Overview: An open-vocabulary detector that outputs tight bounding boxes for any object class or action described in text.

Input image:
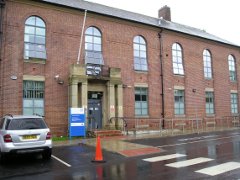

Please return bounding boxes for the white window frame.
[23,81,44,116]
[228,55,236,81]
[135,87,148,116]
[133,36,148,71]
[24,16,46,60]
[231,93,238,114]
[174,89,185,115]
[203,49,212,79]
[205,91,214,115]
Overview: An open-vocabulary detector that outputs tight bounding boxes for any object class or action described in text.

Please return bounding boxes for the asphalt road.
[1,129,240,179]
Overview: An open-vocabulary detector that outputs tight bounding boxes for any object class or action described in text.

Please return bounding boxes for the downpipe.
[158,29,165,129]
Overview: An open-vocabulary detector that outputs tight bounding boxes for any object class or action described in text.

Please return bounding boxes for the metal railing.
[121,115,240,136]
[86,116,98,131]
[108,117,127,132]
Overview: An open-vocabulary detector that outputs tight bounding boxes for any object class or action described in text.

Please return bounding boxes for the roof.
[41,0,239,47]
[4,115,43,119]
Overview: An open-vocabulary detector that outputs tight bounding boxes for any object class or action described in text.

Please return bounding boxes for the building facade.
[0,0,240,135]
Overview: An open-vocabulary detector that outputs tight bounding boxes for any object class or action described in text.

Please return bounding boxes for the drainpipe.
[158,29,165,129]
[0,0,5,61]
[0,0,5,116]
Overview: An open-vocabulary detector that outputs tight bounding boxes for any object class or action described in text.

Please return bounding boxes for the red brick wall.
[162,31,240,118]
[1,0,239,135]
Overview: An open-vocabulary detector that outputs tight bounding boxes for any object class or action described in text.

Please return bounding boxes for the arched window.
[24,16,46,59]
[133,36,148,71]
[85,26,103,65]
[172,43,184,75]
[228,55,236,81]
[203,49,212,79]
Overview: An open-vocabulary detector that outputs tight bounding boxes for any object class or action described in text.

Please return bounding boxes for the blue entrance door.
[88,93,102,129]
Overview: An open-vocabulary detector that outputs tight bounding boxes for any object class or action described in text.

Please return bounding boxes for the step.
[94,130,123,137]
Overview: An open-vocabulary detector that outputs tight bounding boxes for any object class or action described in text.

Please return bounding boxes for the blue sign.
[69,108,85,137]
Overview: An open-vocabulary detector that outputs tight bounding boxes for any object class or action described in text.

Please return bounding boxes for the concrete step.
[94,130,123,137]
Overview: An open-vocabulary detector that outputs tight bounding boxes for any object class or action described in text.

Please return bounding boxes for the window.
[24,16,46,59]
[228,55,236,81]
[133,36,148,71]
[203,49,212,79]
[135,87,148,116]
[231,93,238,114]
[174,89,185,115]
[7,118,47,130]
[85,27,103,65]
[206,92,214,114]
[172,43,184,75]
[23,81,44,116]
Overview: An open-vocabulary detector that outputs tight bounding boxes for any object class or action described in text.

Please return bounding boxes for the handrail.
[123,117,163,130]
[86,116,97,130]
[108,117,127,131]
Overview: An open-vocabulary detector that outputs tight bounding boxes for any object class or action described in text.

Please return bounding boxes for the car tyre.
[42,149,52,160]
[0,152,6,163]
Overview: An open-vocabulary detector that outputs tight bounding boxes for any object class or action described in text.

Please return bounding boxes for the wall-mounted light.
[10,75,17,80]
[54,74,64,85]
[123,84,132,88]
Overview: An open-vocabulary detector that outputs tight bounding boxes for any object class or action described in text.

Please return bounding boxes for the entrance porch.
[68,64,123,130]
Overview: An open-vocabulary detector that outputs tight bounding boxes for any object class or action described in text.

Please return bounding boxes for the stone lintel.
[110,67,121,78]
[70,64,86,76]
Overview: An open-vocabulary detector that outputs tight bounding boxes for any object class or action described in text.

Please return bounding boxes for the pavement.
[53,132,165,157]
[53,128,240,157]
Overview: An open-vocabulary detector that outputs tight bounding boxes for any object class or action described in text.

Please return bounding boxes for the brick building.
[0,0,239,136]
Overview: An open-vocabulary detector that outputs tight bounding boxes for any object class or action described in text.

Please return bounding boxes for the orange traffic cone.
[92,136,106,163]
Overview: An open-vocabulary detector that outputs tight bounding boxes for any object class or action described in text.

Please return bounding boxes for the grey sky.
[86,0,240,45]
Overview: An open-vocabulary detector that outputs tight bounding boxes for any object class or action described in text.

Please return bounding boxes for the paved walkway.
[53,133,164,157]
[53,128,239,157]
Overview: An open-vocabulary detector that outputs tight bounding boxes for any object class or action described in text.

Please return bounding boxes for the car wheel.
[0,152,6,163]
[42,149,52,160]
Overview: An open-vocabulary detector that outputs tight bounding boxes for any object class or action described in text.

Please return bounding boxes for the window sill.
[174,114,186,118]
[173,74,185,77]
[204,78,213,81]
[206,114,215,117]
[24,58,46,64]
[135,115,149,118]
[134,70,148,74]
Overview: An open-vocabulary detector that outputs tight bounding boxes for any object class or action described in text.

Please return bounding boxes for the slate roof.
[41,0,239,47]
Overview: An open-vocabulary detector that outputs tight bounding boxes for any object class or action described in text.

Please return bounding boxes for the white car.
[0,114,52,162]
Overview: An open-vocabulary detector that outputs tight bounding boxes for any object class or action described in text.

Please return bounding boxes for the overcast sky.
[86,0,240,46]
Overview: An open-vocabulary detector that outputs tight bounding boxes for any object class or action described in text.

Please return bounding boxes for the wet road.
[1,129,240,179]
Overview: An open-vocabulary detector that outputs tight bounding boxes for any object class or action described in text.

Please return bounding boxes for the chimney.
[158,5,171,21]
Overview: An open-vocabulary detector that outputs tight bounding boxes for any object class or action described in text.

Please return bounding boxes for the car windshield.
[6,118,47,130]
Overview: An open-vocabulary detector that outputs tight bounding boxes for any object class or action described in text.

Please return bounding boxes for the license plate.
[22,135,37,140]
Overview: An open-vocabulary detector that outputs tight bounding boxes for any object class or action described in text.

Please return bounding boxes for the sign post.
[69,108,86,139]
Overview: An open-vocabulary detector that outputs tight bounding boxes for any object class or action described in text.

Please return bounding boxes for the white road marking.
[166,157,213,168]
[195,162,240,176]
[51,155,72,167]
[178,135,218,142]
[143,153,186,162]
[157,134,240,148]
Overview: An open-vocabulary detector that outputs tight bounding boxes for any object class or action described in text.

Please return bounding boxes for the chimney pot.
[158,5,171,21]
